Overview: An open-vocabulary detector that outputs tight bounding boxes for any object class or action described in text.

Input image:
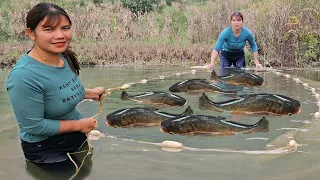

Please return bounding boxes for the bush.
[120,0,165,17]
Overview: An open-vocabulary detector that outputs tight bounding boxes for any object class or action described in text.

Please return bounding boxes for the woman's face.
[29,15,72,54]
[230,16,243,30]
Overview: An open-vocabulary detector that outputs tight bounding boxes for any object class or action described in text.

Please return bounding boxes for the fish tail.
[253,117,269,132]
[181,106,193,116]
[121,91,130,100]
[210,70,220,81]
[199,93,212,109]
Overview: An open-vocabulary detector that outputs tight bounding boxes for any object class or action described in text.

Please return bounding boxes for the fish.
[199,93,301,116]
[168,79,237,94]
[105,106,193,128]
[210,69,264,86]
[121,91,187,106]
[160,115,269,135]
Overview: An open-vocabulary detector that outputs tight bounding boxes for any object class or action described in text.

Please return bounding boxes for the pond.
[0,66,319,180]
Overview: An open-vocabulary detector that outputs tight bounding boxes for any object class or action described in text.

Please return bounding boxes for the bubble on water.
[314,112,320,118]
[159,75,165,79]
[175,73,181,76]
[284,74,290,78]
[191,69,196,74]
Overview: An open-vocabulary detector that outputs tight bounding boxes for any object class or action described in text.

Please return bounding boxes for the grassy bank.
[0,0,319,68]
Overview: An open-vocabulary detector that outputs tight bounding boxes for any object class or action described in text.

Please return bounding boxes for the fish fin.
[181,106,193,116]
[255,117,269,131]
[210,70,221,81]
[244,117,269,134]
[198,93,212,109]
[121,91,130,100]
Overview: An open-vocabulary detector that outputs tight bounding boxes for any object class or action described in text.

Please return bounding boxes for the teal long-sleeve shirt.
[6,53,85,143]
[213,26,258,52]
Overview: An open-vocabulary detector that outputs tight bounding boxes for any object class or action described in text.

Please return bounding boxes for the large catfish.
[160,115,269,135]
[121,91,186,106]
[106,106,193,128]
[210,69,264,86]
[199,93,301,116]
[169,79,237,94]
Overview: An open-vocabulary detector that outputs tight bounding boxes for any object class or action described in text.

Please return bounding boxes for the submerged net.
[68,66,320,179]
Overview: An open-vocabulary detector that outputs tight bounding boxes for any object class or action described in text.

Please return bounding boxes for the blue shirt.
[6,53,85,143]
[214,26,258,52]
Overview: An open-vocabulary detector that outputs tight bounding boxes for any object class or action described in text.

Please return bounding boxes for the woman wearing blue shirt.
[6,3,106,164]
[208,12,262,70]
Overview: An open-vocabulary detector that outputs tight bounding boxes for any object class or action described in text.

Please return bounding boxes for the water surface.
[0,66,319,180]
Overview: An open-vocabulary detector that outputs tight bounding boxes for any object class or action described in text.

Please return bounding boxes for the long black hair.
[26,3,80,75]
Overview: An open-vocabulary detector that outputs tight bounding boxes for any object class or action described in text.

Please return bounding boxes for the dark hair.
[26,3,80,75]
[230,12,244,21]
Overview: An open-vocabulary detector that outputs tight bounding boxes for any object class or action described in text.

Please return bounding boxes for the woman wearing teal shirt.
[208,12,262,71]
[6,3,106,164]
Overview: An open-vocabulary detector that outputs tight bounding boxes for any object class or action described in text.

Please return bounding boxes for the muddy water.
[0,66,319,180]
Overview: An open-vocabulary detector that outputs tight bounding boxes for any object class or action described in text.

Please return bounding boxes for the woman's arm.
[209,49,219,69]
[247,31,261,67]
[209,28,228,68]
[58,118,96,134]
[253,52,260,67]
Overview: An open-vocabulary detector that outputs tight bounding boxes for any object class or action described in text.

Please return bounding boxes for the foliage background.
[0,0,319,67]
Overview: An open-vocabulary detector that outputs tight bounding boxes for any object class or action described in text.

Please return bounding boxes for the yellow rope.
[67,84,130,180]
[68,91,106,180]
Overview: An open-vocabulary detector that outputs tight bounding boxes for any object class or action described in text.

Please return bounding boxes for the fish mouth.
[105,119,113,127]
[160,126,175,134]
[293,107,301,115]
[257,82,264,86]
[160,126,168,133]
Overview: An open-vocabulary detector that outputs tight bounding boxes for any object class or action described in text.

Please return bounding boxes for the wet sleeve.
[247,31,258,52]
[6,68,60,136]
[213,29,227,51]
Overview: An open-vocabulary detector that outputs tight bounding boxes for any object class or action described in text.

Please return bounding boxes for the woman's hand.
[85,87,106,101]
[208,63,215,69]
[255,63,262,69]
[253,52,261,69]
[77,118,97,133]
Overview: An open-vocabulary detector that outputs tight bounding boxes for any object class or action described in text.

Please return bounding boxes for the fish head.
[105,108,133,127]
[250,75,264,86]
[105,113,125,127]
[282,99,301,115]
[160,116,192,134]
[166,93,186,106]
[267,95,301,115]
